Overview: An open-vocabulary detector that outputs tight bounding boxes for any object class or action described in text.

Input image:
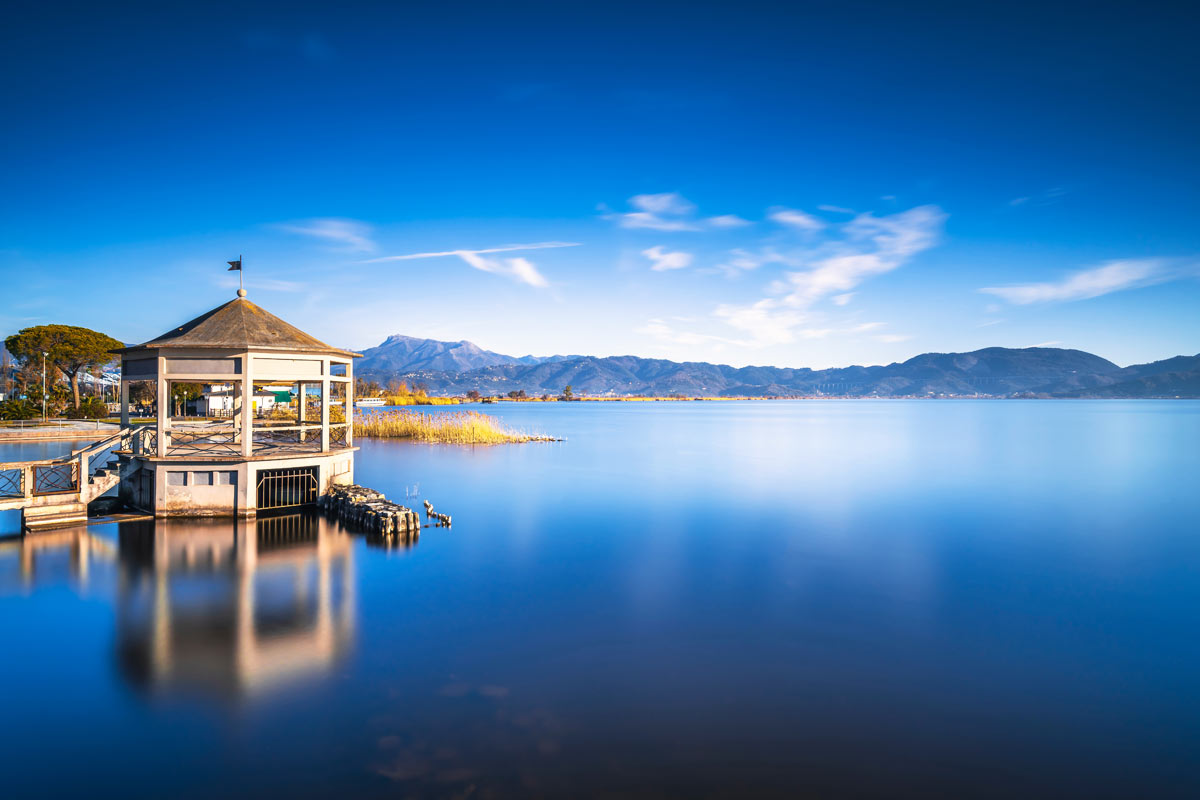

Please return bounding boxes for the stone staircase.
[88,458,123,497]
[19,457,123,531]
[0,428,138,533]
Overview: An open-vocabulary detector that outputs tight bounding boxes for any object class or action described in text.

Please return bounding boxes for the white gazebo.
[112,289,359,517]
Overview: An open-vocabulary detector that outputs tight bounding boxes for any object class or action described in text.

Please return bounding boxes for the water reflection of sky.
[1,401,1199,797]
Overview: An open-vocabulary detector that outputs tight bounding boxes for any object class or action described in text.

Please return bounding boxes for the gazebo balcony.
[130,420,352,458]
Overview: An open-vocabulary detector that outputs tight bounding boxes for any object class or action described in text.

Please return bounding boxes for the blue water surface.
[1,401,1197,798]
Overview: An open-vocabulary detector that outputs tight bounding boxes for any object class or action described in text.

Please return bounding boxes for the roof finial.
[237,288,247,298]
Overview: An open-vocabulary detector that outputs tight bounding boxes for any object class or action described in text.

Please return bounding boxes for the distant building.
[190,384,285,416]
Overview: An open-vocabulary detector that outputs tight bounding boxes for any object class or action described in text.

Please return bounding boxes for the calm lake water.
[2,401,1198,798]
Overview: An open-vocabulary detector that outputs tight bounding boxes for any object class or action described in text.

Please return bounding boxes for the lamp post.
[41,351,48,422]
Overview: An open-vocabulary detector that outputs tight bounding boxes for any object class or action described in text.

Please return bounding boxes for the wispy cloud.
[1025,340,1063,348]
[636,318,742,347]
[712,300,808,346]
[1008,187,1068,208]
[706,214,753,228]
[980,259,1164,304]
[610,193,700,231]
[711,205,945,346]
[363,241,579,288]
[606,193,749,232]
[713,248,786,276]
[634,204,943,348]
[779,205,944,308]
[366,242,577,262]
[768,207,825,232]
[642,246,693,271]
[279,218,376,252]
[460,252,549,287]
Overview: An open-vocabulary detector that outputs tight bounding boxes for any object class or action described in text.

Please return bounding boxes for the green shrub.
[64,397,108,419]
[0,398,38,420]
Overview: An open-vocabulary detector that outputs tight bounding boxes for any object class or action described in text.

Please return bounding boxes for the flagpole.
[240,254,244,294]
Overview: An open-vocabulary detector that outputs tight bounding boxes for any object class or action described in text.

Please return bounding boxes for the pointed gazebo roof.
[114,295,359,358]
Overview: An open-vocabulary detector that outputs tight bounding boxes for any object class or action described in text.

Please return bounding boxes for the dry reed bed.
[353,409,558,444]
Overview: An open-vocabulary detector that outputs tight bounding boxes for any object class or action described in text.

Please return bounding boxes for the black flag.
[227,259,242,271]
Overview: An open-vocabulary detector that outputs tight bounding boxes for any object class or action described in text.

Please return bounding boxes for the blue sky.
[2,0,1197,368]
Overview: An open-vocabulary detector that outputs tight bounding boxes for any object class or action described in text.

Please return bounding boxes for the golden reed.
[353,409,557,444]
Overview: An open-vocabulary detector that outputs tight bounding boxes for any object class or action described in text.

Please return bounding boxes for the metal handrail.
[69,427,134,459]
[0,426,137,504]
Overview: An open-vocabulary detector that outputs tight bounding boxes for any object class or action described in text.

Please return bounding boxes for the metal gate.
[256,466,319,511]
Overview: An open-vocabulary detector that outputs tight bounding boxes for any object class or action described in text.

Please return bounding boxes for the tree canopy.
[5,324,123,409]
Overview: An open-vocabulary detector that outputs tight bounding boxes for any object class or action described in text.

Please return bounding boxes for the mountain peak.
[360,334,563,374]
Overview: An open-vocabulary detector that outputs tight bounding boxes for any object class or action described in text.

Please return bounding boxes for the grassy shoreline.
[354,409,559,444]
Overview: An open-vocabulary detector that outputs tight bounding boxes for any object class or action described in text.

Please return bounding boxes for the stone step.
[23,502,89,532]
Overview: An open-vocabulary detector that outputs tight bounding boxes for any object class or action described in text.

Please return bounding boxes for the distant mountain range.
[355,335,1200,398]
[358,334,577,373]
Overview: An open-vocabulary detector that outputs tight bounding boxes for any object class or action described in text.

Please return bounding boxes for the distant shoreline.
[406,394,1199,403]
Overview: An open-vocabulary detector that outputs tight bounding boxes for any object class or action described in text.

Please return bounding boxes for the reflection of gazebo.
[0,528,116,590]
[112,289,359,517]
[115,515,355,698]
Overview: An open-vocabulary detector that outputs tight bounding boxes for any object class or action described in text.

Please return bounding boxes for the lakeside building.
[188,384,292,416]
[111,289,360,518]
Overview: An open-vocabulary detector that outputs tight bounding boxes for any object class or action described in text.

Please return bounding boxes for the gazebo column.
[156,357,168,455]
[241,356,254,458]
[320,363,331,453]
[298,381,307,442]
[120,379,130,428]
[345,359,354,447]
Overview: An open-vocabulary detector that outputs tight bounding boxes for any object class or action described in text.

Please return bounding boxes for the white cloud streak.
[711,205,945,346]
[779,205,944,308]
[365,241,578,262]
[459,252,549,288]
[768,207,825,232]
[607,193,751,231]
[706,214,753,228]
[979,259,1163,305]
[612,193,700,230]
[636,318,743,347]
[642,246,693,271]
[714,248,785,275]
[279,218,377,252]
[364,241,579,288]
